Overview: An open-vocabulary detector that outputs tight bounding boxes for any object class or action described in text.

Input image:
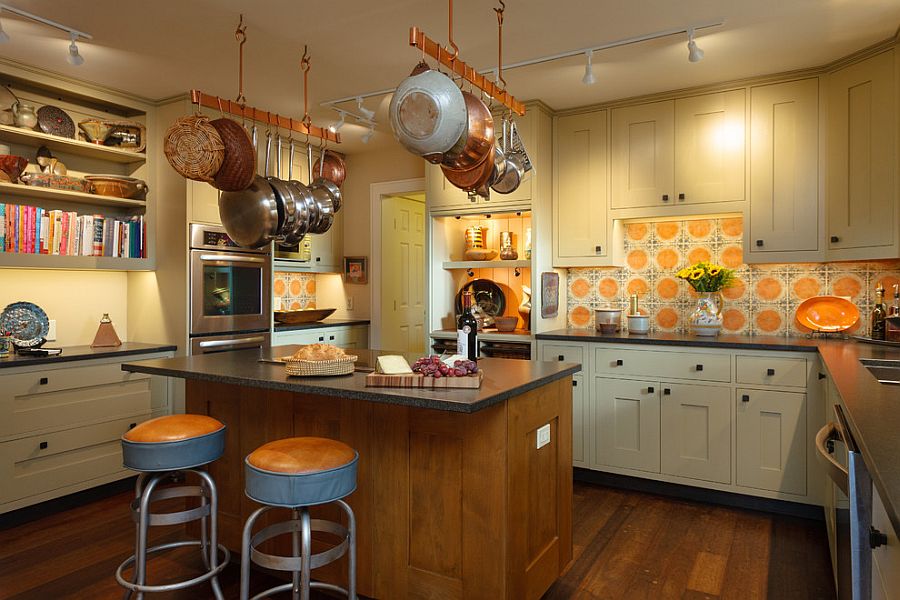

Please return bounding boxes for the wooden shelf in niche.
[0,124,146,164]
[0,182,146,210]
[0,254,150,271]
[443,259,531,269]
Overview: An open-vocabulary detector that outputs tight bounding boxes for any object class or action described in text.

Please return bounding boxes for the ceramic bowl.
[85,175,148,199]
[627,315,650,335]
[78,119,114,145]
[494,316,518,332]
[595,308,623,332]
[0,155,28,183]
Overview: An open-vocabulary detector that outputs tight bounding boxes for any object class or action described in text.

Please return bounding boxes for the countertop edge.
[0,343,178,369]
[534,332,820,352]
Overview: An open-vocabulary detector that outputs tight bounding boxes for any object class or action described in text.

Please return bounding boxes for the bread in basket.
[283,343,358,376]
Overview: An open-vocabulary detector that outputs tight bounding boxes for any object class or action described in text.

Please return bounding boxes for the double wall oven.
[189,223,271,354]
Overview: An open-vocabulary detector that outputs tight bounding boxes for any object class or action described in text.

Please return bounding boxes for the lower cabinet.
[736,388,807,496]
[595,378,660,473]
[273,324,369,349]
[572,374,586,467]
[660,383,732,485]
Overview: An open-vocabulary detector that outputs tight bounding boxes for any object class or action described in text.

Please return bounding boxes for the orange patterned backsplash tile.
[274,272,317,310]
[567,217,900,336]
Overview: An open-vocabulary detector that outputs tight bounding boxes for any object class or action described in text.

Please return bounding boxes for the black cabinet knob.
[315,257,321,262]
[831,235,840,243]
[871,527,889,549]
[558,355,565,361]
[615,359,623,366]
[756,239,764,247]
[318,336,325,342]
[595,245,603,254]
[39,377,48,385]
[663,388,671,395]
[39,441,48,450]
[572,380,578,387]
[766,368,776,376]
[695,364,704,371]
[742,394,750,402]
[818,373,827,380]
[662,194,669,202]
[329,335,335,340]
[647,386,655,393]
[678,193,685,201]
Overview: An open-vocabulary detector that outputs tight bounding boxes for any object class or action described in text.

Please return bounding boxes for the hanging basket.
[163,115,225,183]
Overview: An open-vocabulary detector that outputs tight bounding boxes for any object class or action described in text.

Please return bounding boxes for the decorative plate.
[795,295,860,332]
[0,301,49,347]
[455,279,506,317]
[36,105,76,138]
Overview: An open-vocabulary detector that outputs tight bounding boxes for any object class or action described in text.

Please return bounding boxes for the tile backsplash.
[274,272,317,310]
[566,217,900,336]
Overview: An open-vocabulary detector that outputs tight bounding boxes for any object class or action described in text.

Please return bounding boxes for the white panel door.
[595,377,660,473]
[381,195,426,353]
[660,382,732,484]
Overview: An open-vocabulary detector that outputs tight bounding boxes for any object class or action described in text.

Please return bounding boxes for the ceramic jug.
[11,101,37,129]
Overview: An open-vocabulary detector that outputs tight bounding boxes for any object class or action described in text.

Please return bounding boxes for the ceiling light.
[67,33,83,66]
[0,18,9,43]
[362,126,375,144]
[687,28,704,63]
[581,50,596,85]
[329,111,345,133]
[356,97,375,120]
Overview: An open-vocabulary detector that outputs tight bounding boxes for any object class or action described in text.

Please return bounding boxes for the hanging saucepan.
[439,91,494,171]
[305,143,334,235]
[267,134,296,242]
[389,64,468,162]
[218,131,282,249]
[313,148,342,213]
[280,138,312,248]
[442,143,505,198]
[492,120,532,194]
[313,150,346,188]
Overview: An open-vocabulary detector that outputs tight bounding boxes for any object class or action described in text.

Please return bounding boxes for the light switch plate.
[536,423,551,449]
[46,319,57,341]
[346,296,354,310]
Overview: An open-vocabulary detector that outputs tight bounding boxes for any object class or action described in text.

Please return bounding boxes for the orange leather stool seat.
[124,414,225,443]
[121,414,226,472]
[247,437,356,474]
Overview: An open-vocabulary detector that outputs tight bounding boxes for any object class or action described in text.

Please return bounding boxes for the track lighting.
[356,96,375,120]
[581,50,596,85]
[329,110,345,133]
[67,32,83,66]
[0,18,8,43]
[361,126,375,144]
[0,4,91,63]
[687,28,704,63]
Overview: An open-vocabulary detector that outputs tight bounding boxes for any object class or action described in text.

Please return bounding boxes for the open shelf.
[0,124,146,164]
[0,253,151,271]
[443,259,531,269]
[430,328,533,342]
[0,181,146,210]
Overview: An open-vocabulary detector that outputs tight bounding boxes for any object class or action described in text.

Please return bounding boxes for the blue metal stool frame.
[115,469,230,600]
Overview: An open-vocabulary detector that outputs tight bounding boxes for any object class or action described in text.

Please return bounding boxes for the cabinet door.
[572,374,587,467]
[555,111,609,260]
[872,488,900,600]
[425,163,472,211]
[660,383,731,484]
[736,388,807,495]
[748,79,820,255]
[827,49,896,251]
[594,378,660,473]
[188,180,221,225]
[611,101,674,209]
[309,210,343,272]
[675,90,745,205]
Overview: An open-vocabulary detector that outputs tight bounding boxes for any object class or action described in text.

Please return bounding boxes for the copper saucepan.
[436,91,494,171]
[441,144,505,196]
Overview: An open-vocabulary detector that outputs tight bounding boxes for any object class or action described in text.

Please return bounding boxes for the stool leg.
[300,508,312,600]
[241,506,268,600]
[122,473,149,600]
[336,499,357,600]
[195,470,225,600]
[292,509,301,600]
[134,474,164,600]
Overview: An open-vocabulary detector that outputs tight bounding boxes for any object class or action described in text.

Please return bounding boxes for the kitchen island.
[122,348,580,600]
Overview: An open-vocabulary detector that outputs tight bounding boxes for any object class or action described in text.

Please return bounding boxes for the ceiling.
[0,0,898,153]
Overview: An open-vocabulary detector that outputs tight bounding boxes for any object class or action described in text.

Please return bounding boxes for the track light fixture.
[0,18,9,43]
[329,110,346,133]
[67,32,84,66]
[0,4,91,64]
[356,96,375,120]
[581,50,596,85]
[687,28,704,63]
[361,126,375,144]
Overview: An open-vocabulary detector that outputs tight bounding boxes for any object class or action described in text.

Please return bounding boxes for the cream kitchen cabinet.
[610,90,745,214]
[553,110,616,266]
[660,383,732,485]
[571,374,587,467]
[594,377,661,473]
[872,485,900,600]
[309,209,343,272]
[746,78,821,261]
[272,324,369,349]
[826,49,897,259]
[188,180,221,225]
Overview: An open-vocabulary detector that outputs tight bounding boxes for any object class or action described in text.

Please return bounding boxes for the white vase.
[518,285,532,331]
[690,292,723,337]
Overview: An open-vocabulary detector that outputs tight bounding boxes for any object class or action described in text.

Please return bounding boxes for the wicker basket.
[284,355,358,377]
[210,118,256,191]
[163,115,225,183]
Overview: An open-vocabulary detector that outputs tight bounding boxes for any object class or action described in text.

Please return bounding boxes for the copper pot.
[430,92,494,170]
[441,144,505,196]
[313,150,346,187]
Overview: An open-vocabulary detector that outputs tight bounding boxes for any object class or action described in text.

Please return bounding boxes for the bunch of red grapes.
[412,355,478,378]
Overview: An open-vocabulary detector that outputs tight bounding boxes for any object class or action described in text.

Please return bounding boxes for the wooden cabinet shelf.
[442,259,531,269]
[0,124,146,164]
[0,181,146,210]
[0,253,150,271]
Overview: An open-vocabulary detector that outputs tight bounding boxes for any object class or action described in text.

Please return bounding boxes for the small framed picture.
[344,256,368,284]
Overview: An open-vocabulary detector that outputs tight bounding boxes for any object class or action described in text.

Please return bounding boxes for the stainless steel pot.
[389,67,467,159]
[491,119,526,194]
[218,131,281,249]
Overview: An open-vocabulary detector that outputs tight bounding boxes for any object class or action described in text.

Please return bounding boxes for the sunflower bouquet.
[675,261,735,293]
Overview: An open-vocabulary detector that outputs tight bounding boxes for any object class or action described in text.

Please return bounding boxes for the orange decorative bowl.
[795,295,860,332]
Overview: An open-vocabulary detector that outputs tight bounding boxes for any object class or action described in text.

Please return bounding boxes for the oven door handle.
[815,421,849,495]
[198,336,267,349]
[199,254,267,263]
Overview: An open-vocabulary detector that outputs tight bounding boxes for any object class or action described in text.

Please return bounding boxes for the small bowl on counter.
[627,315,650,335]
[595,308,623,334]
[493,316,518,332]
[273,308,337,324]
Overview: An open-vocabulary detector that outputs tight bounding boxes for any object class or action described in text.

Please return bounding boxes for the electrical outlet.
[46,319,57,341]
[536,424,551,449]
[346,296,354,311]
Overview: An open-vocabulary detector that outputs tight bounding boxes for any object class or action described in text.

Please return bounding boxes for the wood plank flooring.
[0,480,835,599]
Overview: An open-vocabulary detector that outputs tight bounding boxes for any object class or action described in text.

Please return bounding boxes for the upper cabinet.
[826,49,897,259]
[610,90,745,215]
[745,78,821,262]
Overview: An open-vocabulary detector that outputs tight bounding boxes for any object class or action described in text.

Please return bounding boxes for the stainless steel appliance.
[189,224,271,352]
[274,237,312,263]
[190,331,271,355]
[816,405,889,599]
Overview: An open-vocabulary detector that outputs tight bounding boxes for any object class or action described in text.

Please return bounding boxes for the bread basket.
[284,355,358,377]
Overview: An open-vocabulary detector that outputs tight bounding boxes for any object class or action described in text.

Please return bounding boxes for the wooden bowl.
[85,175,148,199]
[0,155,28,183]
[273,308,337,324]
[494,316,518,332]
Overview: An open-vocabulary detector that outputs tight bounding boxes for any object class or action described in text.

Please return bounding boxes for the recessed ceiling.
[0,0,897,153]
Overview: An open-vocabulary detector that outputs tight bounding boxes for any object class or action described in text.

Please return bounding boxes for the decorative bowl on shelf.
[273,308,337,324]
[0,155,28,183]
[19,172,90,192]
[104,120,146,152]
[85,175,148,199]
[463,248,497,261]
[78,119,114,145]
[493,316,518,332]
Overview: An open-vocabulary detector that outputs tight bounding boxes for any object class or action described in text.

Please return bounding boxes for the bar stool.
[115,414,230,600]
[240,437,358,600]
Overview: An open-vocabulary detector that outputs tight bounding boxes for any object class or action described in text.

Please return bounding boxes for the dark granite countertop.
[536,328,900,534]
[122,346,580,414]
[0,342,177,369]
[273,319,371,332]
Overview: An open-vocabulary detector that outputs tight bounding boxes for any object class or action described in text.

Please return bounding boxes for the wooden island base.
[186,376,573,600]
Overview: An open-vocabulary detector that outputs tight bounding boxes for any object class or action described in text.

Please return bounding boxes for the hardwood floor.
[0,480,835,599]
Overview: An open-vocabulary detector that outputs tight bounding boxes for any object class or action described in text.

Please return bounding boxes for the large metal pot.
[442,144,505,197]
[218,132,281,248]
[389,67,467,160]
[439,91,494,171]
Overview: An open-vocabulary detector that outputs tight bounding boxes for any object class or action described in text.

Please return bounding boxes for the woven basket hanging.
[163,115,225,183]
[209,117,256,191]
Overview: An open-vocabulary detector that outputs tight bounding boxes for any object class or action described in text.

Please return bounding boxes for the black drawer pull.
[871,527,888,549]
[766,368,776,376]
[818,373,827,380]
[678,193,685,201]
[315,257,321,262]
[318,336,325,342]
[329,335,335,340]
[742,394,750,403]
[662,194,669,202]
[695,364,703,371]
[572,380,578,387]
[558,355,565,361]
[615,359,623,366]
[39,441,48,450]
[647,386,655,393]
[595,245,602,254]
[756,239,764,247]
[663,388,671,395]
[39,377,48,385]
[830,235,840,243]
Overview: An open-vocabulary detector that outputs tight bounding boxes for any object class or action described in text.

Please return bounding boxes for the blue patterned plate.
[0,301,49,347]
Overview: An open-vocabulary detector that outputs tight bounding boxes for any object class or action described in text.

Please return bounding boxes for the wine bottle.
[872,285,887,341]
[457,291,478,360]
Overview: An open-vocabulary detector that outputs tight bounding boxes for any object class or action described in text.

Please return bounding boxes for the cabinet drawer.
[1,364,155,438]
[0,414,150,504]
[594,347,731,382]
[540,343,584,366]
[736,355,807,388]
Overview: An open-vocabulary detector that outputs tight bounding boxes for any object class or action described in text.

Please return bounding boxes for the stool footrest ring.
[249,517,350,572]
[115,540,230,593]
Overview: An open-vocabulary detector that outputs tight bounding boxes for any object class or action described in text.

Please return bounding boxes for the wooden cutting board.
[365,370,484,389]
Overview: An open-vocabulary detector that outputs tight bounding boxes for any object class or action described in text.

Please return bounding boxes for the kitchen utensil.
[90,313,122,348]
[442,143,505,197]
[0,155,28,183]
[37,105,75,138]
[267,134,295,242]
[389,66,468,160]
[455,279,506,320]
[312,150,346,187]
[11,101,37,129]
[273,308,337,324]
[84,175,148,199]
[493,316,518,332]
[20,172,90,192]
[163,114,225,182]
[0,301,49,348]
[282,139,313,247]
[308,182,335,234]
[796,295,860,332]
[218,131,281,249]
[627,315,650,335]
[209,117,256,191]
[595,308,623,333]
[491,119,528,194]
[439,91,494,171]
[78,119,113,145]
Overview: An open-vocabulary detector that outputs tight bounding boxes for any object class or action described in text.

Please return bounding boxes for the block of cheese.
[376,355,413,374]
